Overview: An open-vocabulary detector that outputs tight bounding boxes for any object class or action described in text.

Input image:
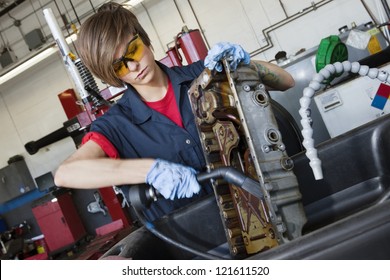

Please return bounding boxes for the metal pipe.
[197,167,264,199]
[360,0,390,44]
[250,0,333,57]
[360,0,380,27]
[381,0,390,20]
[43,7,88,100]
[279,0,288,18]
[88,0,96,13]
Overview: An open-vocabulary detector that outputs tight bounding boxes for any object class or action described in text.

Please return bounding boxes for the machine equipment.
[101,59,390,260]
[186,61,306,257]
[270,22,389,145]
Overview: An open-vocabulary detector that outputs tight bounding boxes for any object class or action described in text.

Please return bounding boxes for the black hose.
[132,208,228,260]
[127,166,263,259]
[197,167,264,199]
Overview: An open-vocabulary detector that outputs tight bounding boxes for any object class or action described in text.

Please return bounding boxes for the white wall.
[0,0,388,178]
[0,51,77,177]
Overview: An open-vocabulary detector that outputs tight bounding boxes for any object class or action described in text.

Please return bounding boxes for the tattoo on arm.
[252,61,280,88]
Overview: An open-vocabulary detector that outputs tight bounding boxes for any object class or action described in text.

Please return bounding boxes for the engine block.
[188,61,307,258]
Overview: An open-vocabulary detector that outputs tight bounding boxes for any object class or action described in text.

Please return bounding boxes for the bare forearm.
[54,158,155,189]
[251,60,295,91]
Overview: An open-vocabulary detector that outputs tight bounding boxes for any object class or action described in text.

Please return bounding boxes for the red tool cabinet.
[32,190,86,253]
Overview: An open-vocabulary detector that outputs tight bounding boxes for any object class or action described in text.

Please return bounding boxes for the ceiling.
[0,0,109,75]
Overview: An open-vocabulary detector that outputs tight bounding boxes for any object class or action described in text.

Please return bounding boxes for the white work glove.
[145,159,201,200]
[204,42,250,72]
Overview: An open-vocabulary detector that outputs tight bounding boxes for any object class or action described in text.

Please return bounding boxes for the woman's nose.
[126,60,139,72]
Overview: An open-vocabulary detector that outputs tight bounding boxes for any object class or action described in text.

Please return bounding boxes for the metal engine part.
[188,61,307,258]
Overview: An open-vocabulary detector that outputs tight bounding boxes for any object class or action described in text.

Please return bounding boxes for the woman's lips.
[136,66,148,80]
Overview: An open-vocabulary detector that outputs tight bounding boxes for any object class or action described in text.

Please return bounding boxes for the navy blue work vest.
[90,61,211,220]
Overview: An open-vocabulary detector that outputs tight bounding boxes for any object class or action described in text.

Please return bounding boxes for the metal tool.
[128,166,263,209]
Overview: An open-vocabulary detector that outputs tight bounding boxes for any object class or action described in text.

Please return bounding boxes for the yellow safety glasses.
[112,34,144,77]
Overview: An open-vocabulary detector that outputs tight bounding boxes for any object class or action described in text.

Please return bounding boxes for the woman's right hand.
[145,159,201,200]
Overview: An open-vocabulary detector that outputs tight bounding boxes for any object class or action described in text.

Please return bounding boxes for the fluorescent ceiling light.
[0,47,56,84]
[0,33,78,85]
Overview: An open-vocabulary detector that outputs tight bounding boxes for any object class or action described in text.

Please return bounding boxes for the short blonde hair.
[77,2,151,87]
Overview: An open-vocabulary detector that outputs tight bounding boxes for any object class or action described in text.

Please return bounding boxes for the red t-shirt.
[82,79,183,157]
[144,79,183,128]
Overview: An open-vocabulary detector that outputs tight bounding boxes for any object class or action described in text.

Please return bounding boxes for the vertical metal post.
[43,8,89,101]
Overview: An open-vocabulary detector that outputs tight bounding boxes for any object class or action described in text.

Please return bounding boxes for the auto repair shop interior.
[0,0,390,261]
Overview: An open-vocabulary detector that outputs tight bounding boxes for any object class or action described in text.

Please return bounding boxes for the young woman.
[54,2,295,220]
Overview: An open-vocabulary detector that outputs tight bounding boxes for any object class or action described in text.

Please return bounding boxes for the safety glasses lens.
[112,61,127,77]
[124,35,144,61]
[112,35,144,77]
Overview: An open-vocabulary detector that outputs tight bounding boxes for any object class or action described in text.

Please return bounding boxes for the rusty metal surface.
[188,61,306,258]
